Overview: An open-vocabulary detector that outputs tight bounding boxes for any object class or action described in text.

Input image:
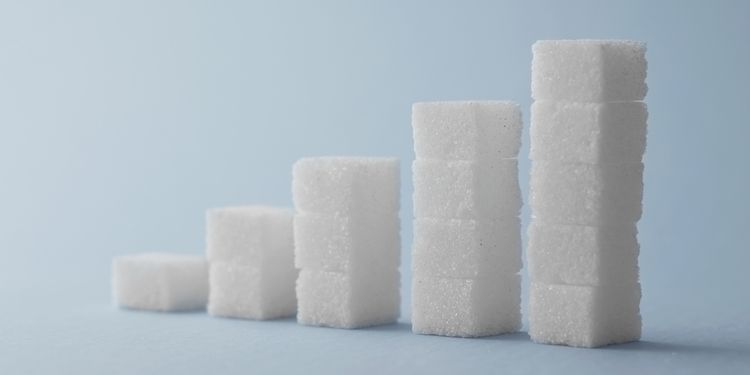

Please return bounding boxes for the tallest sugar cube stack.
[293,157,401,328]
[528,40,648,348]
[411,101,523,337]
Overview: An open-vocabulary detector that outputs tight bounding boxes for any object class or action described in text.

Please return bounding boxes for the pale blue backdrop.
[1,0,748,373]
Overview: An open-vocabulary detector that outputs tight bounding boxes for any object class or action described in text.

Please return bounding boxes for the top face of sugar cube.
[293,157,400,215]
[412,101,522,160]
[532,40,647,102]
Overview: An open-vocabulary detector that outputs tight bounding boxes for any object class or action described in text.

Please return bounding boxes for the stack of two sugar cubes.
[293,157,401,328]
[528,40,648,347]
[411,101,524,337]
[206,206,297,320]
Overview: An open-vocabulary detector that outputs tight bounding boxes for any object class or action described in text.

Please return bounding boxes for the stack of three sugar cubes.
[293,157,401,328]
[528,40,648,347]
[411,101,524,337]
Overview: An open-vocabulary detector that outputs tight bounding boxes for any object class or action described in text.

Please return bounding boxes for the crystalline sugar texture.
[206,206,294,265]
[294,212,400,272]
[529,282,642,348]
[208,262,297,320]
[527,222,639,286]
[530,161,643,226]
[412,217,521,277]
[412,101,522,160]
[530,101,648,164]
[412,274,521,337]
[296,269,400,328]
[112,253,208,312]
[413,159,521,219]
[531,39,647,102]
[292,157,400,215]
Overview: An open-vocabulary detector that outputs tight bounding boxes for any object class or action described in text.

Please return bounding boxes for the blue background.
[1,0,748,373]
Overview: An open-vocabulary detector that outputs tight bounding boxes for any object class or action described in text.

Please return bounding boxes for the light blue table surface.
[1,1,748,373]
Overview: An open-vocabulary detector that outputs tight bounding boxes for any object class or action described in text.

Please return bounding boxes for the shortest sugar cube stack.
[411,101,523,337]
[112,253,208,312]
[529,40,647,347]
[206,206,297,320]
[293,157,401,328]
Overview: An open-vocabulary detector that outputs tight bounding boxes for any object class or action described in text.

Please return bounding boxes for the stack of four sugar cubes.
[528,40,648,347]
[411,101,524,337]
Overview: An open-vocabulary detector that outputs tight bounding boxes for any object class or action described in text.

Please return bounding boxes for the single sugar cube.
[530,101,648,164]
[412,274,521,337]
[530,161,643,226]
[112,253,208,312]
[293,157,400,216]
[206,206,293,265]
[208,262,297,320]
[296,269,400,328]
[531,39,647,102]
[529,282,642,348]
[412,217,521,278]
[412,101,523,160]
[294,212,400,272]
[527,222,639,286]
[413,159,521,220]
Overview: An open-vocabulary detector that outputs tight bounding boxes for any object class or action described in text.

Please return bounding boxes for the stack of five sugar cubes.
[410,101,524,337]
[528,40,648,347]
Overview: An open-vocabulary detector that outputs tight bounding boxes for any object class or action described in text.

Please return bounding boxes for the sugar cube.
[527,222,639,286]
[412,217,521,277]
[529,282,642,348]
[413,159,521,219]
[530,161,643,226]
[208,262,297,320]
[412,274,521,337]
[112,253,208,312]
[530,101,648,164]
[412,101,523,160]
[296,269,400,328]
[206,206,293,265]
[531,40,647,102]
[294,212,400,272]
[292,157,400,216]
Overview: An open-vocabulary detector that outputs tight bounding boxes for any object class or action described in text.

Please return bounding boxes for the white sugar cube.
[112,253,208,312]
[532,40,647,102]
[530,161,643,226]
[412,101,523,160]
[412,217,521,277]
[527,222,639,286]
[206,206,293,265]
[292,157,400,216]
[413,159,521,219]
[296,269,400,328]
[294,213,400,272]
[529,282,642,348]
[412,274,521,337]
[208,262,297,320]
[530,101,648,164]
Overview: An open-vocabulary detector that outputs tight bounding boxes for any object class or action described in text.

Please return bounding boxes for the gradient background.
[1,0,748,373]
